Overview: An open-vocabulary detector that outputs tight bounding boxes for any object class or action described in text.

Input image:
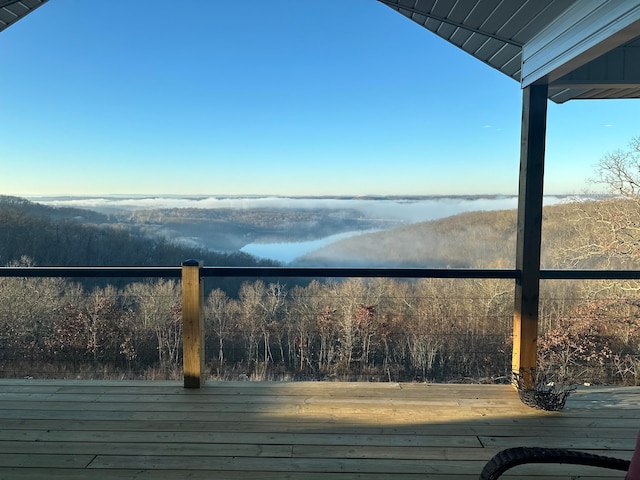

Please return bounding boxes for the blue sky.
[1,0,638,196]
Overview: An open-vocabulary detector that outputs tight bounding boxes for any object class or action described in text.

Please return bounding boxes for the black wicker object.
[517,387,573,411]
[479,447,631,479]
[512,370,576,411]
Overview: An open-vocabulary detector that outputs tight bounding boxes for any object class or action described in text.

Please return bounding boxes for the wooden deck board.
[0,380,638,479]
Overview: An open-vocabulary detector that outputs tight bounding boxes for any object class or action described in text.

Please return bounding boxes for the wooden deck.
[0,380,638,479]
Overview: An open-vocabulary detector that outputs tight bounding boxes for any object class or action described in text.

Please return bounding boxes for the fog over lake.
[32,194,569,219]
[31,194,571,263]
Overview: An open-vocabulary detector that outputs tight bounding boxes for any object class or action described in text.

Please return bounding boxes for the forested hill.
[0,195,110,224]
[0,196,278,268]
[3,194,635,272]
[295,198,640,270]
[295,208,516,268]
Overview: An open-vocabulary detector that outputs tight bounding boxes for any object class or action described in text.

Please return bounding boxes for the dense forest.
[0,196,280,269]
[297,197,640,270]
[1,190,640,385]
[2,137,640,385]
[123,205,393,248]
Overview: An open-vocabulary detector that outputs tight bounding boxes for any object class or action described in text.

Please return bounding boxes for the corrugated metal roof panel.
[482,3,526,36]
[434,21,457,39]
[548,83,640,102]
[0,0,48,33]
[488,43,520,69]
[511,2,568,43]
[379,0,640,102]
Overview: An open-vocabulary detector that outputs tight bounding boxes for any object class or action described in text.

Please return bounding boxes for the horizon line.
[15,193,598,199]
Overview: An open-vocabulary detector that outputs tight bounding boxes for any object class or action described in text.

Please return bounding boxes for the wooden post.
[182,259,204,388]
[512,83,548,389]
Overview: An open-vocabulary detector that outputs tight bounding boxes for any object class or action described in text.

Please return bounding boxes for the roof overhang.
[0,0,47,34]
[379,0,640,103]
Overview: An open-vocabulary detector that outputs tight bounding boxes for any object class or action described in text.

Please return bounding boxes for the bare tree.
[594,137,640,199]
[286,281,325,373]
[124,280,181,368]
[0,257,82,364]
[238,281,263,366]
[205,289,238,368]
[550,137,640,278]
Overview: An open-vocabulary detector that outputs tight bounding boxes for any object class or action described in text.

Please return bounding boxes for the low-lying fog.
[31,195,571,264]
[31,194,566,220]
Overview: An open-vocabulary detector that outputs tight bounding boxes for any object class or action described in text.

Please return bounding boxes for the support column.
[512,83,548,389]
[182,259,204,388]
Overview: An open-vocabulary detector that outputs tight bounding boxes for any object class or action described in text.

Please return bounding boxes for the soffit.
[0,0,48,34]
[379,0,640,103]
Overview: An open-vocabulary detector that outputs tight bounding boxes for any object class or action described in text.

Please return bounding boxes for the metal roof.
[378,0,640,103]
[0,0,47,34]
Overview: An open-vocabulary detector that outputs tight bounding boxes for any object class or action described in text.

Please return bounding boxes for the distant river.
[238,196,570,264]
[31,194,573,264]
[240,231,371,264]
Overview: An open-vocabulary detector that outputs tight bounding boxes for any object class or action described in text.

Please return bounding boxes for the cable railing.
[2,263,640,387]
[3,265,640,280]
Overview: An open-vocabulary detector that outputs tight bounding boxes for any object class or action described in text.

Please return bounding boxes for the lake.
[31,194,572,264]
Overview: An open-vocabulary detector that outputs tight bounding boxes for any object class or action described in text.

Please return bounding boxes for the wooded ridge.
[1,194,639,385]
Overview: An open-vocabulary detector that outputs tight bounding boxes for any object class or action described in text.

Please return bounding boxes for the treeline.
[2,195,640,384]
[121,205,391,250]
[0,196,278,293]
[1,273,638,385]
[297,198,640,270]
[298,208,515,267]
[0,196,110,224]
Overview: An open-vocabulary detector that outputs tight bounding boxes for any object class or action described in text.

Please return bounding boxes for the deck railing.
[1,263,640,387]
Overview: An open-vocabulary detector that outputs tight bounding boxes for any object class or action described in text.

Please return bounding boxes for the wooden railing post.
[182,259,204,388]
[513,83,548,389]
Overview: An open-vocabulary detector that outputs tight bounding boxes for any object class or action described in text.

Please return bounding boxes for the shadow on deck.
[0,379,638,479]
